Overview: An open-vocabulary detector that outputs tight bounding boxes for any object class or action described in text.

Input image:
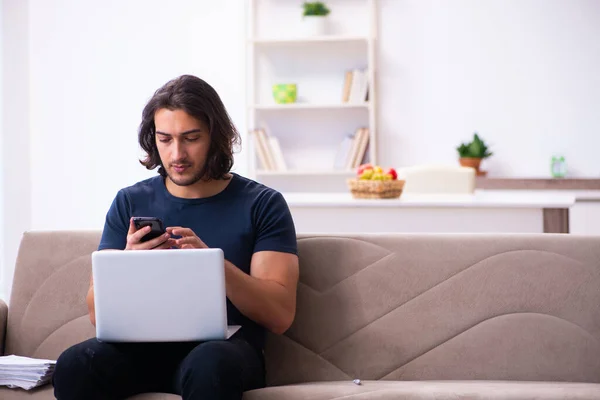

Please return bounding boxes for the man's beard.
[166,165,204,187]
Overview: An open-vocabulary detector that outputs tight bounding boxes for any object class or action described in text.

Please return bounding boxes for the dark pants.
[52,336,265,400]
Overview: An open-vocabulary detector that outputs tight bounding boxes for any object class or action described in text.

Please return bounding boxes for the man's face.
[154,108,211,186]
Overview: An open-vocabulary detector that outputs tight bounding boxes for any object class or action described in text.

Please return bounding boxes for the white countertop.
[282,190,577,209]
[515,190,600,201]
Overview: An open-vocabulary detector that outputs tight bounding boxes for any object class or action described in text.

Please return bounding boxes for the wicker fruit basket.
[347,178,405,199]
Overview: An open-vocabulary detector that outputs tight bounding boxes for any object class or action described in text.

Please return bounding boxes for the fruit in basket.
[386,167,398,180]
[371,172,384,180]
[356,164,399,180]
[348,164,404,199]
[359,169,374,180]
[357,163,373,176]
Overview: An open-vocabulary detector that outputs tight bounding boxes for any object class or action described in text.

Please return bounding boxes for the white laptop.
[91,248,240,342]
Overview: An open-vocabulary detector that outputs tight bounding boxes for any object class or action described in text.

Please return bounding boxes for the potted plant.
[302,2,331,36]
[456,132,493,175]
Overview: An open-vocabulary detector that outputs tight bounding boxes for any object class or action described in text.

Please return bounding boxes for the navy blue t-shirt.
[97,172,298,351]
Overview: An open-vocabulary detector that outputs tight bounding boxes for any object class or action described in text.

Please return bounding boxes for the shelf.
[247,1,378,192]
[256,169,355,176]
[476,178,600,190]
[250,35,369,46]
[251,102,370,111]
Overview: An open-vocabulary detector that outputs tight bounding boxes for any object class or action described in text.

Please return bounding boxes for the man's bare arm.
[168,226,299,334]
[224,251,299,335]
[86,275,96,326]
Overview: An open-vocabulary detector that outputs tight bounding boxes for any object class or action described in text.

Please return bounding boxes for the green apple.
[371,172,384,181]
[359,169,374,180]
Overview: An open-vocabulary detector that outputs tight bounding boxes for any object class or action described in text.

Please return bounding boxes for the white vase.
[301,16,327,36]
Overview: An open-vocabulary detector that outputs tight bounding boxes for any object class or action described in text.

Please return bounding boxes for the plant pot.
[301,16,328,36]
[459,157,482,172]
[272,83,297,104]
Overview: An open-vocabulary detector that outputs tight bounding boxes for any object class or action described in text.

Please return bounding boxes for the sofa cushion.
[7,381,600,400]
[5,231,101,358]
[265,234,600,386]
[0,387,180,400]
[0,387,53,400]
[128,394,180,400]
[244,381,600,400]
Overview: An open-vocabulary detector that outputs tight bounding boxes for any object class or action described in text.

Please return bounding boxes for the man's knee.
[53,339,97,397]
[53,338,125,400]
[179,341,242,389]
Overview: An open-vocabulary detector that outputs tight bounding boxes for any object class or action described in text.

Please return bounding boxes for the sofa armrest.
[0,299,7,356]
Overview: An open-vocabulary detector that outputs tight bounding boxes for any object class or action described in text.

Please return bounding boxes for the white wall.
[1,0,32,302]
[378,0,600,177]
[28,0,247,231]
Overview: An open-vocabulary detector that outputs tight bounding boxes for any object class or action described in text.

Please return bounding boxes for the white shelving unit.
[250,35,369,45]
[246,0,378,192]
[252,102,371,111]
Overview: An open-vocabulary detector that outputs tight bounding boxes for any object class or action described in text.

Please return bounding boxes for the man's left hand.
[166,227,208,249]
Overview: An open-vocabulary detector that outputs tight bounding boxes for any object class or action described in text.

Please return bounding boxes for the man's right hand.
[125,218,175,250]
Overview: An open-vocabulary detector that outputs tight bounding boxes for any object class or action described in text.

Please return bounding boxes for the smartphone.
[132,217,166,243]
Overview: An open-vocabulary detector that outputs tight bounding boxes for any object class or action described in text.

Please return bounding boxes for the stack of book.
[0,355,57,390]
[251,128,287,171]
[334,127,370,170]
[341,68,369,103]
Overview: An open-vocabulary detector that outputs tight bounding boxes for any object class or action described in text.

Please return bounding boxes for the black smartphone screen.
[132,217,166,243]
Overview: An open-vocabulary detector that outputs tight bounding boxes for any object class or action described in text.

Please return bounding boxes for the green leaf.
[456,132,493,158]
[303,2,330,16]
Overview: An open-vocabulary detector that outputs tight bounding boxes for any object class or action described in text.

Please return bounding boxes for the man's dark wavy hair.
[138,75,240,180]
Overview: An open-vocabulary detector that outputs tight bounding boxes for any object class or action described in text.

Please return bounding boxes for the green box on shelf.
[272,83,297,104]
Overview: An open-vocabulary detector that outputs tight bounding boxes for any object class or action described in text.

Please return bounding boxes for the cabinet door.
[570,202,600,235]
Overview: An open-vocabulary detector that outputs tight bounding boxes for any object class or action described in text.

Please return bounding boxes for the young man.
[52,75,299,400]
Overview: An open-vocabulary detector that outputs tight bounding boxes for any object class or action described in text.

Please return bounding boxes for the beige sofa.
[1,231,599,399]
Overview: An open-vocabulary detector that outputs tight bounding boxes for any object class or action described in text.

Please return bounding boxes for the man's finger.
[131,225,152,243]
[167,227,194,237]
[175,236,197,246]
[175,236,208,249]
[127,218,136,235]
[144,232,171,249]
[155,238,176,250]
